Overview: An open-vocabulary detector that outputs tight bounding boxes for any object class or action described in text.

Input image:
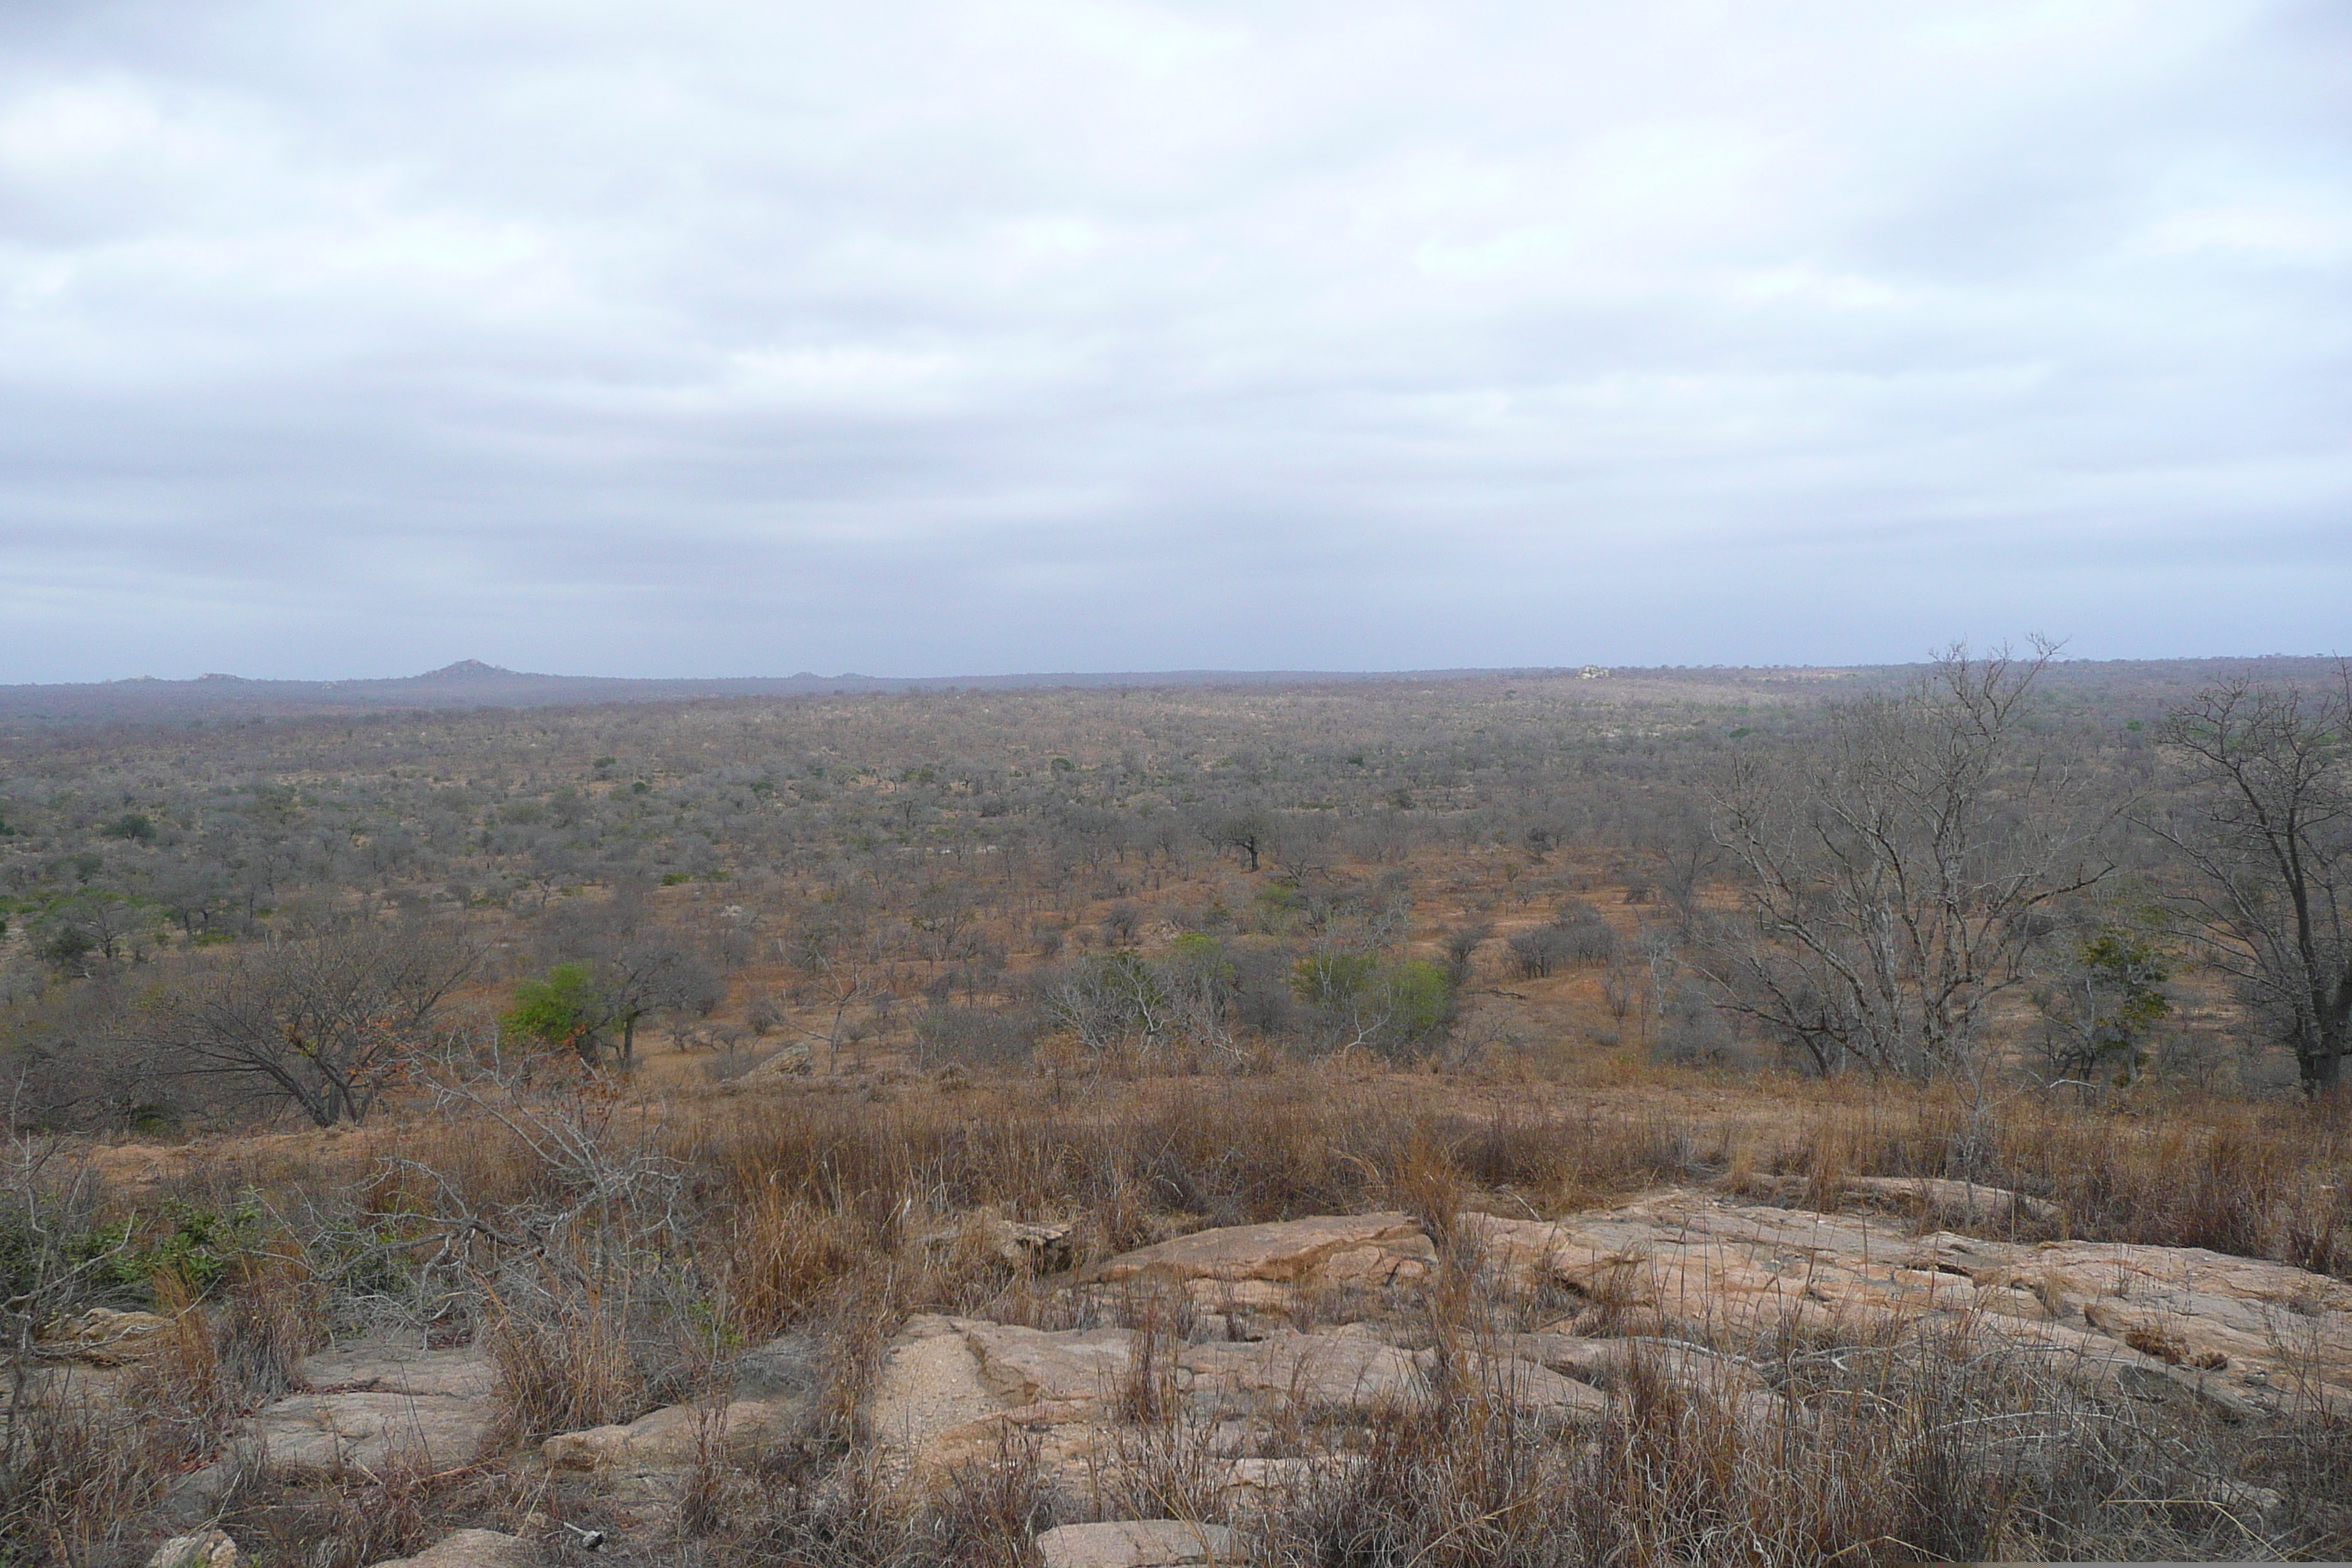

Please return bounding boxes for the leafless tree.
[2149,666,2352,1093]
[1046,952,1175,1057]
[600,935,720,1065]
[143,921,477,1125]
[1705,643,2113,1079]
[1206,808,1271,872]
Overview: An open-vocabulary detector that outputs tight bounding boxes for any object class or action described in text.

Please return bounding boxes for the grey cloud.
[1,0,2345,680]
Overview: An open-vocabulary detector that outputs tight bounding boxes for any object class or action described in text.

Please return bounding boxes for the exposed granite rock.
[366,1529,538,1568]
[1461,1190,2352,1416]
[41,1308,175,1365]
[1177,1329,1420,1416]
[1096,1213,1437,1304]
[146,1530,238,1568]
[1033,1520,1237,1567]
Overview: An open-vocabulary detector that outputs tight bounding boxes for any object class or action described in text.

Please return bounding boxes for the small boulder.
[366,1529,538,1568]
[995,1218,1076,1274]
[147,1530,237,1568]
[1034,1520,1238,1567]
[542,1394,813,1473]
[1097,1213,1436,1303]
[44,1308,174,1365]
[241,1338,499,1474]
[923,1213,1077,1274]
[249,1389,489,1474]
[745,1042,813,1077]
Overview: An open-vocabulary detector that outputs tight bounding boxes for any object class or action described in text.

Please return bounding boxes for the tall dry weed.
[480,1261,652,1448]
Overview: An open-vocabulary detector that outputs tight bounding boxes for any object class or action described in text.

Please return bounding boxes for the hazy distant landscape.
[5,654,2334,725]
[7,650,2352,1564]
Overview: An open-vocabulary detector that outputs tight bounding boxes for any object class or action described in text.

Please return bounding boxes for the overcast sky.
[2,1,2345,682]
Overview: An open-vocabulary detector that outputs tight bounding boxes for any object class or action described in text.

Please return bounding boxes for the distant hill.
[0,655,2334,728]
[0,660,1571,725]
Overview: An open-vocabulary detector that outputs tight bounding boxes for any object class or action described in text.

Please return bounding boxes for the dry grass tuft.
[480,1261,654,1449]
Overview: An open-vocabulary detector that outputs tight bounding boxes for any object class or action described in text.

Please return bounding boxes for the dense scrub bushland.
[6,652,2347,1130]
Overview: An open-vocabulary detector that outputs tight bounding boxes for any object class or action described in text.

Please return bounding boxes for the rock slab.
[1462,1189,2352,1416]
[1034,1521,1238,1567]
[43,1308,174,1365]
[147,1531,237,1568]
[366,1529,537,1568]
[1098,1213,1436,1300]
[246,1341,494,1474]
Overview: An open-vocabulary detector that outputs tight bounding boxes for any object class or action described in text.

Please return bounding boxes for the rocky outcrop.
[249,1341,496,1474]
[867,1313,1427,1494]
[1178,1329,1420,1414]
[865,1313,1010,1478]
[1419,1347,1612,1428]
[1461,1189,2352,1417]
[540,1334,819,1492]
[1095,1213,1436,1306]
[859,1192,2352,1518]
[964,1322,1136,1403]
[122,1190,2346,1553]
[1741,1175,2060,1228]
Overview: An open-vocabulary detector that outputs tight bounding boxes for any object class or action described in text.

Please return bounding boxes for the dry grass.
[14,1060,2352,1564]
[1252,1315,2288,1567]
[0,1393,167,1567]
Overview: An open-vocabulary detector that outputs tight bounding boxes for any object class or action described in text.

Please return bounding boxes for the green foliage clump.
[503,961,605,1060]
[4,1194,266,1309]
[101,812,156,843]
[113,1195,266,1296]
[1293,953,1453,1059]
[2037,920,2173,1085]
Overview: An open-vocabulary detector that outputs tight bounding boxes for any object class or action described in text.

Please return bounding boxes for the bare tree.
[144,921,477,1125]
[1205,808,1271,872]
[2,1120,124,1480]
[1705,643,2113,1079]
[785,919,877,1074]
[1046,952,1175,1057]
[601,935,720,1065]
[33,892,150,976]
[540,893,720,1065]
[2150,667,2352,1093]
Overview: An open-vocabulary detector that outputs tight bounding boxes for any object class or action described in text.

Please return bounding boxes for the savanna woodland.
[6,649,2352,1567]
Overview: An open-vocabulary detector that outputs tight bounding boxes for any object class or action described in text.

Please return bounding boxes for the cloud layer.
[3,0,2346,679]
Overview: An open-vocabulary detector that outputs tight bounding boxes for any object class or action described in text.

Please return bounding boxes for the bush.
[1508,904,1618,978]
[1293,954,1454,1059]
[915,1006,1037,1068]
[1507,926,1573,979]
[101,813,156,843]
[502,962,603,1061]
